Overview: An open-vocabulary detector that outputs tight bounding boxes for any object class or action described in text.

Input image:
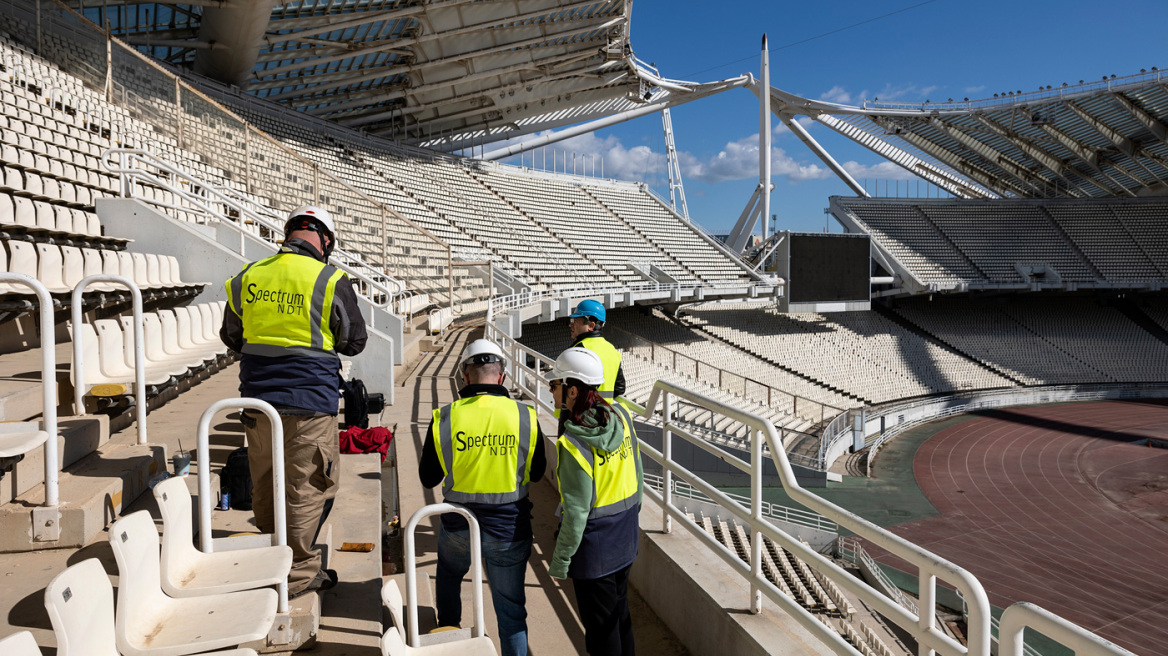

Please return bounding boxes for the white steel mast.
[661,108,690,220]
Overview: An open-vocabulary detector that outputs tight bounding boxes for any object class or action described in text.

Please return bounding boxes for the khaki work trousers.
[244,412,340,596]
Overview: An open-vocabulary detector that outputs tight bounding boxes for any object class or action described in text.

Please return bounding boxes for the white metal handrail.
[403,504,486,647]
[0,274,58,507]
[195,398,289,614]
[70,275,146,444]
[642,472,836,534]
[606,324,844,429]
[484,321,1134,656]
[100,148,406,308]
[999,603,1135,656]
[635,381,986,655]
[487,279,779,322]
[837,536,919,617]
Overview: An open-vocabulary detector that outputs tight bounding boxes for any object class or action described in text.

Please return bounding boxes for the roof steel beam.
[972,114,1067,177]
[121,27,199,42]
[326,50,601,118]
[1111,93,1168,144]
[259,19,613,99]
[409,84,637,147]
[1065,100,1168,187]
[74,0,230,6]
[1038,121,1137,196]
[877,118,1025,197]
[304,53,607,117]
[261,5,424,44]
[1065,101,1138,157]
[476,78,745,159]
[929,119,1050,196]
[395,70,632,127]
[324,58,607,126]
[252,0,617,76]
[814,114,989,198]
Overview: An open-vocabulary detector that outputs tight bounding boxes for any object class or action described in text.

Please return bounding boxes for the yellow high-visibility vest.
[556,404,641,519]
[225,251,346,359]
[576,336,621,399]
[432,394,538,504]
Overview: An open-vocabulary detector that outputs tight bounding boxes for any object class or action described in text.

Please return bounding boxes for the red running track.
[868,400,1168,656]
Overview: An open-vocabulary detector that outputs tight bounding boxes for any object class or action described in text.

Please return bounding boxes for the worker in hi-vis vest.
[567,299,624,402]
[221,205,367,599]
[548,347,642,656]
[418,339,547,656]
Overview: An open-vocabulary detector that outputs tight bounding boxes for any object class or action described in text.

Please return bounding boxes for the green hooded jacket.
[550,406,643,579]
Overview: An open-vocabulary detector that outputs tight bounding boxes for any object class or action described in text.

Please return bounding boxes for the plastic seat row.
[0,241,202,299]
[0,193,127,248]
[0,164,107,207]
[72,302,229,391]
[27,473,292,656]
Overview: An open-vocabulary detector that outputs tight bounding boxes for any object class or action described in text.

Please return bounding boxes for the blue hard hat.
[569,299,606,322]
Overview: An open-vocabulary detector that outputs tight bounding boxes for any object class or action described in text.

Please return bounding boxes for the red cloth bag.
[339,425,393,463]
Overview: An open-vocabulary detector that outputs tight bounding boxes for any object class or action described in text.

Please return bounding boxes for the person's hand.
[549,561,568,580]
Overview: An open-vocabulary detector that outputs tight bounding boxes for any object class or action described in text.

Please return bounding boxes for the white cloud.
[682,132,833,184]
[841,160,918,181]
[965,85,986,94]
[819,85,851,104]
[502,129,917,188]
[867,82,942,103]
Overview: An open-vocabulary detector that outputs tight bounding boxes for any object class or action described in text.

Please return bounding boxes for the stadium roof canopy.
[768,69,1168,200]
[81,0,739,153]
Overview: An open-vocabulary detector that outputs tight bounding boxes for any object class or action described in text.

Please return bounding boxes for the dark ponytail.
[557,377,611,434]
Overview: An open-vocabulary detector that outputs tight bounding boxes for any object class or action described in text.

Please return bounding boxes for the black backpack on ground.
[342,378,385,429]
[220,447,253,510]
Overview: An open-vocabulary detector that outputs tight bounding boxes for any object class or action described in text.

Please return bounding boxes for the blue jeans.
[436,526,531,656]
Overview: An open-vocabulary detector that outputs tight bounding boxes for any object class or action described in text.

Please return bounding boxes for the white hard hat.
[461,339,505,368]
[286,205,336,235]
[550,347,604,386]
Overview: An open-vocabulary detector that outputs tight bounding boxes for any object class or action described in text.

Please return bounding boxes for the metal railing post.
[71,275,146,443]
[750,426,762,614]
[196,398,289,614]
[0,274,57,506]
[661,390,673,534]
[404,504,486,647]
[999,603,1135,656]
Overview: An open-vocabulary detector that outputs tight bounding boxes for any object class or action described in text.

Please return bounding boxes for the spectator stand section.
[832,196,1168,296]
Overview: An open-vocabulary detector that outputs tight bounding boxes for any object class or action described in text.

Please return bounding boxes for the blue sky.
[502,0,1168,235]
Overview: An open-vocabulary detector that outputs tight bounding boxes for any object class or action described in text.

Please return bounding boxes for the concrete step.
[0,436,166,552]
[316,453,384,652]
[240,452,384,653]
[1,415,109,505]
[0,339,71,422]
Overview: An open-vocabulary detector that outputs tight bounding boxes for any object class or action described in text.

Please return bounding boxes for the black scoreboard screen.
[786,233,871,306]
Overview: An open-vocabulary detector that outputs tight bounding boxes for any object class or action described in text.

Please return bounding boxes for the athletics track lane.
[864,400,1168,656]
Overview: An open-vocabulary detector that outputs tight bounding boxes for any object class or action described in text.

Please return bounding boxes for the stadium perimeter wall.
[825,384,1168,470]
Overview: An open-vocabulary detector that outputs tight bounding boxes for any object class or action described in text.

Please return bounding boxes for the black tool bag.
[220,447,253,510]
[342,378,385,429]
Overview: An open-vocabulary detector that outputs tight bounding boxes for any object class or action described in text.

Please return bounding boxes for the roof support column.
[193,0,280,86]
[780,112,867,197]
[758,35,771,243]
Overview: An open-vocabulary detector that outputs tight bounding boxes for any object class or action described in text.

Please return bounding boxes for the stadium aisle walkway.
[387,324,690,656]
